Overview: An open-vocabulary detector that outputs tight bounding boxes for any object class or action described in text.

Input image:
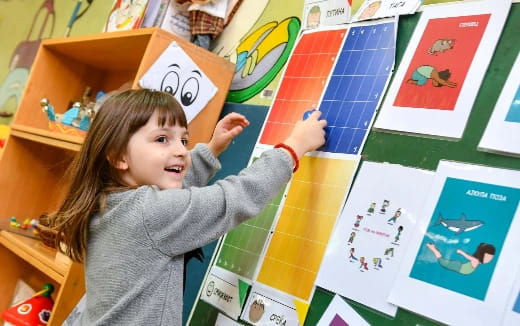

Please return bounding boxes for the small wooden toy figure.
[2,283,54,325]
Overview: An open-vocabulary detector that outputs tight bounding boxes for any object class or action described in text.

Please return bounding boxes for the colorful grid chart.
[259,28,347,145]
[319,22,395,154]
[260,21,396,155]
[256,155,358,300]
[216,186,286,279]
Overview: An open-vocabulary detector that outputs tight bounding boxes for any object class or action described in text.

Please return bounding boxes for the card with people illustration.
[374,0,511,139]
[316,161,434,317]
[388,160,520,326]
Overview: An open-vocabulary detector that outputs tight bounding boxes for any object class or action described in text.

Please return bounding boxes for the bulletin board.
[188,4,520,325]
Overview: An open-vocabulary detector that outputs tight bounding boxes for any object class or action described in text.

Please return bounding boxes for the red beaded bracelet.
[274,143,299,173]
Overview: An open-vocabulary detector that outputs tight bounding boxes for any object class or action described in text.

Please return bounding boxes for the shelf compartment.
[0,135,75,220]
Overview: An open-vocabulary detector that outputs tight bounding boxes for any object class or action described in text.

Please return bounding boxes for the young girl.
[426,242,495,275]
[52,88,326,325]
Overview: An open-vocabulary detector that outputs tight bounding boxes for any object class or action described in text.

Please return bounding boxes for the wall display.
[350,0,421,22]
[316,294,369,326]
[478,52,520,157]
[105,0,149,32]
[302,0,351,30]
[261,19,396,155]
[388,160,520,325]
[139,41,217,122]
[316,161,434,317]
[373,0,511,139]
[211,0,303,106]
[197,18,396,324]
[502,267,520,325]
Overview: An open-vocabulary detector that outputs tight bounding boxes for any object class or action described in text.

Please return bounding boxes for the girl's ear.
[108,155,128,170]
[115,158,129,170]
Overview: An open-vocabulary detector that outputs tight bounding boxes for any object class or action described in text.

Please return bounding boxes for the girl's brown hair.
[473,243,496,263]
[53,89,187,262]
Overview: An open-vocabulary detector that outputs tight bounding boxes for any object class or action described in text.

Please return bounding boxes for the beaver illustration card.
[374,0,510,139]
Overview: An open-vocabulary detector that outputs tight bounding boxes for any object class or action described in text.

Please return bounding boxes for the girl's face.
[117,110,191,190]
[482,253,494,264]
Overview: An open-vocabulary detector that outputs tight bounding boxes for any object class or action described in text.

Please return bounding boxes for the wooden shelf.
[0,231,68,283]
[0,27,234,325]
[10,125,82,151]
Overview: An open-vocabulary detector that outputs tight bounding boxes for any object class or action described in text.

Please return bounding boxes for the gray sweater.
[83,144,293,325]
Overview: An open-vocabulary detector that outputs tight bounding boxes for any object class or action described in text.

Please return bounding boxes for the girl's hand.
[283,110,327,159]
[208,112,250,157]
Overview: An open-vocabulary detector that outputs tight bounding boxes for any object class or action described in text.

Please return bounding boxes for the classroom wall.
[0,0,113,147]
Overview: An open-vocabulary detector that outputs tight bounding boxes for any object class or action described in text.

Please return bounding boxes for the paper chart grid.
[259,28,347,146]
[215,186,286,279]
[256,155,358,300]
[319,22,395,154]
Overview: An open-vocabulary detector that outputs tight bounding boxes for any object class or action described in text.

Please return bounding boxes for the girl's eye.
[156,136,168,143]
[181,138,188,146]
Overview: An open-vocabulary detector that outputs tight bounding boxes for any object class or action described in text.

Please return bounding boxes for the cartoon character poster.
[316,161,434,317]
[139,41,217,122]
[409,177,520,300]
[393,14,489,110]
[373,0,511,139]
[388,160,520,326]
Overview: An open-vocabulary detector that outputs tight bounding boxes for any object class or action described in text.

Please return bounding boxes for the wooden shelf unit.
[0,27,234,325]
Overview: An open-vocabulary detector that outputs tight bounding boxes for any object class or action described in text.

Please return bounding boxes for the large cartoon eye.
[180,76,200,106]
[161,70,180,96]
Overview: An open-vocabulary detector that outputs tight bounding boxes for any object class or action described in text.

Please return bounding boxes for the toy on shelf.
[2,283,54,326]
[39,95,97,137]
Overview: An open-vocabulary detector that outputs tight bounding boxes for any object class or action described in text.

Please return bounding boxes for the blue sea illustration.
[410,177,520,300]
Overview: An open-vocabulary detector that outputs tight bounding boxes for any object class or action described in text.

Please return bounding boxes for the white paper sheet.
[388,160,520,326]
[316,161,434,316]
[317,294,370,326]
[139,41,217,122]
[373,0,511,139]
[478,52,520,157]
[502,266,520,325]
[350,0,421,22]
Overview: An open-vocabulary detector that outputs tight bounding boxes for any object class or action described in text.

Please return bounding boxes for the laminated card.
[139,41,217,122]
[388,160,520,326]
[478,52,520,157]
[373,0,511,139]
[316,161,434,317]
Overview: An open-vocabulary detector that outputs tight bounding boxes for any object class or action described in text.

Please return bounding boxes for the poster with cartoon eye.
[388,160,520,326]
[316,161,434,317]
[373,0,511,139]
[316,294,369,326]
[478,52,520,157]
[139,41,217,122]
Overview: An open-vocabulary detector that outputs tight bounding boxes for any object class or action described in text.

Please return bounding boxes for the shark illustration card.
[478,52,520,157]
[388,160,520,326]
[373,0,511,139]
[316,161,434,317]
